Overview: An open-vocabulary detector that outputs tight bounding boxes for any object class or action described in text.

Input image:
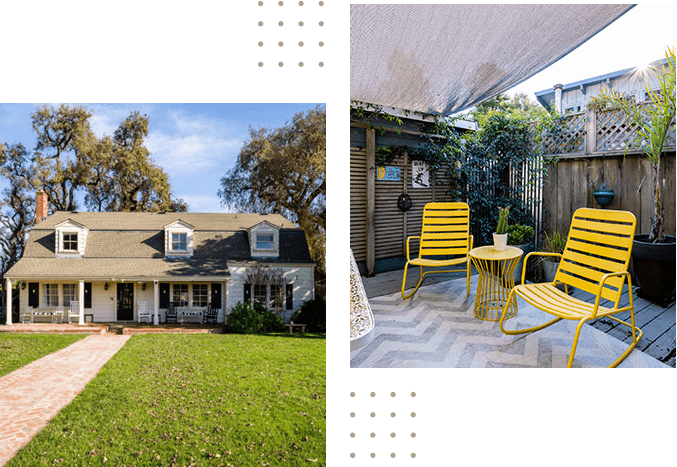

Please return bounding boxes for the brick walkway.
[0,334,130,466]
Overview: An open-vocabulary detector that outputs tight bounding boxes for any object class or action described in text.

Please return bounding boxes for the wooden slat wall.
[542,152,676,237]
[350,148,368,262]
[351,146,451,264]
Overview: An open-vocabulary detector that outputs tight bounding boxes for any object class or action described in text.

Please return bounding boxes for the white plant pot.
[493,233,508,251]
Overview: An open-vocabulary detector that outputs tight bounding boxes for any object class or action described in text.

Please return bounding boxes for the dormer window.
[54,219,88,257]
[164,220,194,257]
[62,232,78,251]
[172,233,187,252]
[248,220,280,258]
[256,233,275,250]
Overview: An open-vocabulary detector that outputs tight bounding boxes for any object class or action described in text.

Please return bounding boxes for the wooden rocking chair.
[499,208,642,368]
[401,202,473,299]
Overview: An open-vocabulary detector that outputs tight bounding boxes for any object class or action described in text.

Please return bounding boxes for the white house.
[535,57,669,114]
[4,192,315,325]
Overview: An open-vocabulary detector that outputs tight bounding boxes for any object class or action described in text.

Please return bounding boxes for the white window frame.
[63,284,78,306]
[172,284,190,306]
[192,284,209,306]
[62,232,78,251]
[255,233,275,251]
[253,284,267,307]
[43,283,59,307]
[171,232,187,252]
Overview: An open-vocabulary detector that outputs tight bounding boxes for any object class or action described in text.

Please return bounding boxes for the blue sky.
[0,103,322,213]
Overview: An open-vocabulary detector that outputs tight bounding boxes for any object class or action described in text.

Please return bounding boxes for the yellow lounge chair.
[499,208,641,367]
[402,202,473,299]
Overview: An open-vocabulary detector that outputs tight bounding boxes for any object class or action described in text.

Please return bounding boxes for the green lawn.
[0,334,88,378]
[8,333,326,467]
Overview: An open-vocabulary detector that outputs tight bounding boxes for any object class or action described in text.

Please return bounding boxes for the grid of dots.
[348,390,417,460]
[257,0,324,68]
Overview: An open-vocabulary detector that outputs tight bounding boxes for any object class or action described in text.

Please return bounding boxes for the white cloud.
[147,109,246,174]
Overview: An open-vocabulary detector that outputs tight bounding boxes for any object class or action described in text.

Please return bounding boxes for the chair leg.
[499,288,562,335]
[567,313,642,368]
[401,263,425,300]
[466,260,471,298]
[605,314,643,368]
[401,262,410,300]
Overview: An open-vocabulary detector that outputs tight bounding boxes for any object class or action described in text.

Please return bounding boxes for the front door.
[211,283,222,309]
[117,283,134,321]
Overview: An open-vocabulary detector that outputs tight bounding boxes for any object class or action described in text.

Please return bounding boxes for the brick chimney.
[35,190,49,224]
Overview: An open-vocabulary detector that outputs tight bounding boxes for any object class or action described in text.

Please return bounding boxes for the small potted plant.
[493,207,509,251]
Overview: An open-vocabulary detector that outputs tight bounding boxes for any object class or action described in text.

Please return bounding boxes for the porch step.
[106,325,125,335]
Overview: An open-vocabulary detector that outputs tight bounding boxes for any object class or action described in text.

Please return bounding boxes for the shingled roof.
[6,211,314,280]
[32,211,299,231]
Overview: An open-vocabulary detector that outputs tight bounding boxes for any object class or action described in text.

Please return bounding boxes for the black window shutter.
[286,284,293,310]
[244,284,251,303]
[28,282,39,308]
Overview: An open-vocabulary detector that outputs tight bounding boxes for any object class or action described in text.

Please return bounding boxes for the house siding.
[226,264,314,321]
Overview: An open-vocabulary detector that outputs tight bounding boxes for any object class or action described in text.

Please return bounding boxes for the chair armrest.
[589,271,632,319]
[405,236,421,261]
[521,252,563,285]
[469,234,473,252]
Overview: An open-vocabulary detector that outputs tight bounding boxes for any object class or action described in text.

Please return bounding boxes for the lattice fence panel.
[595,108,641,152]
[530,113,586,156]
[596,103,676,152]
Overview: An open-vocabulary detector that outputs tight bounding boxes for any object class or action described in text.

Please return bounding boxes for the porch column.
[153,281,159,325]
[78,280,85,325]
[5,279,12,325]
[223,280,228,324]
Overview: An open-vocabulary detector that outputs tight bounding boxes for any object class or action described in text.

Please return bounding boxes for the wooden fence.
[542,152,676,236]
[539,103,676,236]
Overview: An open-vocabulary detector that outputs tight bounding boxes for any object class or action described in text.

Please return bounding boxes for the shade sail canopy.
[351,4,634,115]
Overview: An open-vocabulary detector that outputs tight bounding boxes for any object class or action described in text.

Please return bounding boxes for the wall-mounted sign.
[412,160,429,188]
[376,166,401,181]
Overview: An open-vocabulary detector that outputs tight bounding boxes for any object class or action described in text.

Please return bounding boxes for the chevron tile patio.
[350,276,668,368]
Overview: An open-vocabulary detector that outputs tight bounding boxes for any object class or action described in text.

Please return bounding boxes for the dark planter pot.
[510,242,533,284]
[632,234,676,302]
[542,260,573,294]
[593,189,615,206]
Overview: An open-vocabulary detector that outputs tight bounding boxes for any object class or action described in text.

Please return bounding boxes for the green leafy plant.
[227,302,263,334]
[541,230,567,258]
[589,46,676,243]
[228,301,286,334]
[507,224,534,245]
[495,207,509,234]
[292,298,326,333]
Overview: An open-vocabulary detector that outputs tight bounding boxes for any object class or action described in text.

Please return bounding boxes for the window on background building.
[270,284,283,310]
[172,284,188,306]
[192,284,208,307]
[172,233,187,252]
[43,284,58,307]
[254,284,267,306]
[256,233,274,250]
[62,232,78,251]
[63,283,77,307]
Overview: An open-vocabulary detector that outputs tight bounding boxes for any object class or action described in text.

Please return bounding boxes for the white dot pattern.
[256,0,326,68]
[348,390,418,460]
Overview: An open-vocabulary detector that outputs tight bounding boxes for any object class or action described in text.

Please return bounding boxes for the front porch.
[4,278,228,326]
[0,322,226,335]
